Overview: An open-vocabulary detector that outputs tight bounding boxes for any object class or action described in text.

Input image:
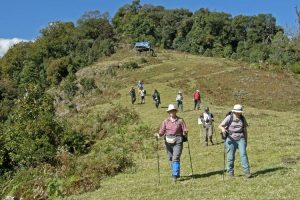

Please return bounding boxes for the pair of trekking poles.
[155,135,193,184]
[155,131,226,183]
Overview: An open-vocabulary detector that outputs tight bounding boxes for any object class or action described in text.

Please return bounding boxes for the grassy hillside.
[57,50,299,200]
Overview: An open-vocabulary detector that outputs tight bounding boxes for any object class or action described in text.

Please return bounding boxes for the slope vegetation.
[59,50,299,200]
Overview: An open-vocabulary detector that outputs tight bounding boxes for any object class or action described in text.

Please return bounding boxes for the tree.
[269,31,295,66]
[1,85,63,168]
[40,21,76,58]
[77,10,114,40]
[186,9,232,54]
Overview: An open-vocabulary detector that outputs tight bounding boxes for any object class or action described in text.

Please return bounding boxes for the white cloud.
[0,38,29,57]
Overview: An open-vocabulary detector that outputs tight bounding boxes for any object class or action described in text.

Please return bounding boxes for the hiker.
[139,88,146,104]
[200,106,214,146]
[176,91,183,112]
[218,104,252,178]
[137,80,144,90]
[129,86,136,104]
[155,104,188,182]
[152,89,161,108]
[193,89,201,110]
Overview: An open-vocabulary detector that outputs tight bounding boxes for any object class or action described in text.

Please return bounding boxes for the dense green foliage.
[112,0,300,68]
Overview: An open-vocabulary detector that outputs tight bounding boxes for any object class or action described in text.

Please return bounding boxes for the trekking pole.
[155,135,160,184]
[199,125,202,144]
[198,118,202,144]
[186,136,194,177]
[223,138,226,181]
[214,123,218,144]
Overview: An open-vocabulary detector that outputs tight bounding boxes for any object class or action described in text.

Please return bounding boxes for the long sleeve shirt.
[159,117,188,136]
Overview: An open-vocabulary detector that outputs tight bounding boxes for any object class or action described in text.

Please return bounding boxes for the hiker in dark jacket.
[129,86,136,104]
[152,89,161,108]
[155,104,188,182]
[218,104,252,178]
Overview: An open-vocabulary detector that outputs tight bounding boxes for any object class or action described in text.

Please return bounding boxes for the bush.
[123,61,139,69]
[0,85,89,170]
[62,75,78,99]
[79,78,96,93]
[223,45,233,58]
[290,64,300,74]
[46,57,71,85]
[137,57,148,64]
[88,38,115,63]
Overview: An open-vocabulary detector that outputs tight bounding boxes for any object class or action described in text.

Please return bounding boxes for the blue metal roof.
[134,41,151,48]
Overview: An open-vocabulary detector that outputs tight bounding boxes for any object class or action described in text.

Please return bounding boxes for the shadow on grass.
[179,170,224,181]
[252,166,286,177]
[178,167,286,181]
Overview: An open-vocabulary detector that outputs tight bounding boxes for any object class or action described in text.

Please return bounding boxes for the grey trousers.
[203,125,213,143]
[165,136,183,162]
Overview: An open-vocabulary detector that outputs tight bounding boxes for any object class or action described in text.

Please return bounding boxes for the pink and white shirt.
[159,117,188,136]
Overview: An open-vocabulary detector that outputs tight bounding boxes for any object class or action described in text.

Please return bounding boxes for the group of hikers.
[155,103,251,182]
[129,80,146,104]
[129,81,201,111]
[128,82,251,183]
[129,80,161,108]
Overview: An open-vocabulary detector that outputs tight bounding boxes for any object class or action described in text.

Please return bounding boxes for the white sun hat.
[232,104,243,113]
[166,104,177,112]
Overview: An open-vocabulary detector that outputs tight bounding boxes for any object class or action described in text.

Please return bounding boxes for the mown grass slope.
[59,50,299,200]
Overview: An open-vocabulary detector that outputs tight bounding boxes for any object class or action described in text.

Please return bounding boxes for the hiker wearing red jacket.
[193,89,201,110]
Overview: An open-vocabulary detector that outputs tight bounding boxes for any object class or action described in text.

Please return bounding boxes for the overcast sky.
[0,0,299,57]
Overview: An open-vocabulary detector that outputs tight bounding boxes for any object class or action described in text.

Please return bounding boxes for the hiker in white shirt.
[200,107,214,146]
[176,91,183,112]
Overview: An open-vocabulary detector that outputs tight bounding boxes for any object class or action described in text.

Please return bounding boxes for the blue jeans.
[226,138,250,175]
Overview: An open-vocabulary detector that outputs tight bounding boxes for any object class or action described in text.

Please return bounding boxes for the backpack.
[221,111,246,140]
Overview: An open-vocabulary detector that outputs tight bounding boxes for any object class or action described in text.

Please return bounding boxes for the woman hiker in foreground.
[218,104,252,178]
[155,104,188,182]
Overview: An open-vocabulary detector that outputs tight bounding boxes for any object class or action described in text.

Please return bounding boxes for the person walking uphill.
[218,104,252,178]
[200,107,214,146]
[193,90,201,110]
[155,104,188,182]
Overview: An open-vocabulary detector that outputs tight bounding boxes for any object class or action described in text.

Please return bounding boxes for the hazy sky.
[0,0,299,56]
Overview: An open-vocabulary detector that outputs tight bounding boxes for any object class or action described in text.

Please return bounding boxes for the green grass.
[58,50,299,200]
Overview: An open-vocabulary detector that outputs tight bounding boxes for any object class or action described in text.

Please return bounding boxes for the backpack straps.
[227,114,245,130]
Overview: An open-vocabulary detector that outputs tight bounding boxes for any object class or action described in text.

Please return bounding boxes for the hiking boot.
[228,172,234,177]
[245,173,252,178]
[172,176,177,183]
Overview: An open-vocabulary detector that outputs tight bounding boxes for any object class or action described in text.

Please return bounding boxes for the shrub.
[290,64,300,74]
[88,38,115,63]
[62,75,78,99]
[79,78,96,93]
[123,61,139,69]
[137,57,148,64]
[46,57,71,85]
[223,45,233,58]
[1,85,89,170]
